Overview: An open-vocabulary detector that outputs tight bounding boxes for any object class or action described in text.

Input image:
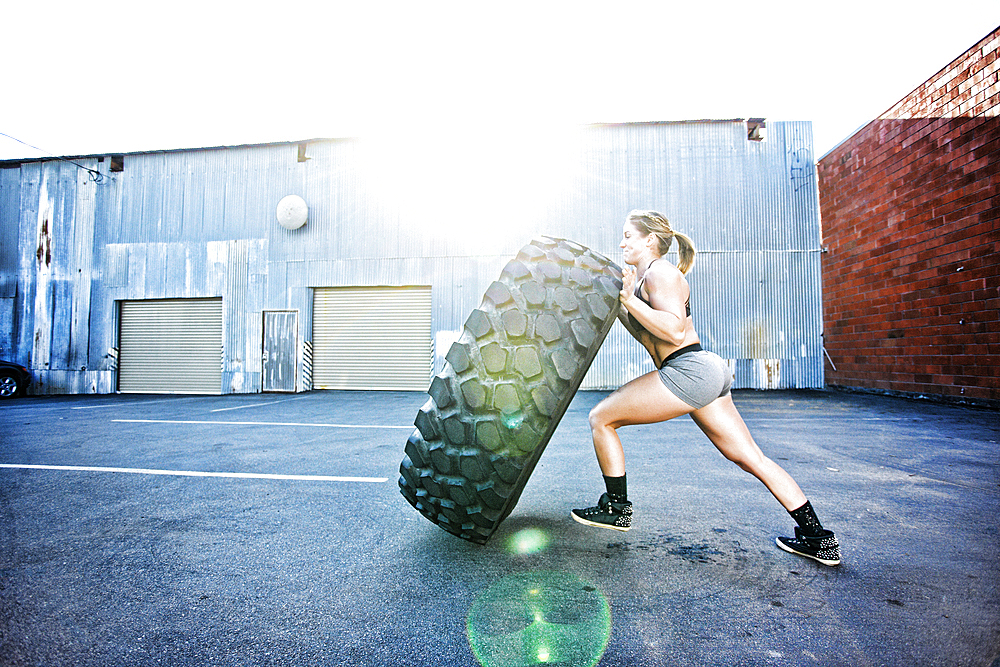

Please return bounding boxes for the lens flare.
[467,571,611,667]
[508,528,550,555]
[501,412,524,430]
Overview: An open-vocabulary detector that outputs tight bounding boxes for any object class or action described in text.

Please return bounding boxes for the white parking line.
[112,419,413,429]
[210,398,304,413]
[0,464,387,483]
[71,397,204,410]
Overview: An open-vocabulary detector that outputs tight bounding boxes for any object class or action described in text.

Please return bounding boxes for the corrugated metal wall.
[0,120,823,395]
[539,121,825,389]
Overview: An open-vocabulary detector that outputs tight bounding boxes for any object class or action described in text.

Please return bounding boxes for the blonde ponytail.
[625,210,697,274]
[672,230,696,275]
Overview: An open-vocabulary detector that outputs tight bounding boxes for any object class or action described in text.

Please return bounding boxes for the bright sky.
[2,1,998,162]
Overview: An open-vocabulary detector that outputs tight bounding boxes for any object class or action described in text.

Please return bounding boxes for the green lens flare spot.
[467,571,611,667]
[508,528,550,555]
[501,411,524,430]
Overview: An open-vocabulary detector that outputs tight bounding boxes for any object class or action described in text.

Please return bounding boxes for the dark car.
[0,361,31,398]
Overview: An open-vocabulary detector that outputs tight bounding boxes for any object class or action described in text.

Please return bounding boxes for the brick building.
[817,26,999,405]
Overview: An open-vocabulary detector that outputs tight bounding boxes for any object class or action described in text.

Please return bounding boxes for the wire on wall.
[0,132,105,183]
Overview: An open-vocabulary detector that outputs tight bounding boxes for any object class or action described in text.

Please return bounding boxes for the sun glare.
[358,121,583,250]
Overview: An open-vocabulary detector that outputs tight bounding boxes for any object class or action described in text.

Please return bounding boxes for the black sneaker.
[776,527,841,566]
[571,493,633,532]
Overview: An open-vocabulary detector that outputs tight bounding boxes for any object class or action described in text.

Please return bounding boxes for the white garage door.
[312,286,432,391]
[118,298,223,394]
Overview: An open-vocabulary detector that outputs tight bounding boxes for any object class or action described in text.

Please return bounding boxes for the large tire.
[398,236,623,544]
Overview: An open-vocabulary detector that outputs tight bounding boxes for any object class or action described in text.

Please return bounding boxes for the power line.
[0,132,105,183]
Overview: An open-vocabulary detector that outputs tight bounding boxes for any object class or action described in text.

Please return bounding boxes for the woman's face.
[620,222,650,267]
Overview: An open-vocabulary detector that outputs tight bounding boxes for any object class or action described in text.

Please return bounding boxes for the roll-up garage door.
[119,298,223,394]
[312,286,432,391]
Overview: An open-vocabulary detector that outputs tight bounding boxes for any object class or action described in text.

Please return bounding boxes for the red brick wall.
[817,27,1000,404]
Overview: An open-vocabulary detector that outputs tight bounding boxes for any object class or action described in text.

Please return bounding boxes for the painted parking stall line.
[70,397,206,410]
[112,419,413,429]
[0,464,387,483]
[210,397,306,413]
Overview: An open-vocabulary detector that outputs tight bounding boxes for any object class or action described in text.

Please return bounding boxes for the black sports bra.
[627,259,691,333]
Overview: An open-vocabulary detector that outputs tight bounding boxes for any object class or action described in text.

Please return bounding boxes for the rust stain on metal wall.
[764,359,781,387]
[742,321,770,359]
[36,215,52,267]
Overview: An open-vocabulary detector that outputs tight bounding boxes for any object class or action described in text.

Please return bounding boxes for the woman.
[571,210,840,566]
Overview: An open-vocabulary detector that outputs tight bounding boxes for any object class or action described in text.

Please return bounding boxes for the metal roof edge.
[0,136,355,166]
[1,118,791,166]
[586,118,748,129]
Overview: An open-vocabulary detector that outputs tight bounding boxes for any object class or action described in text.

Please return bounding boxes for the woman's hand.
[620,266,637,305]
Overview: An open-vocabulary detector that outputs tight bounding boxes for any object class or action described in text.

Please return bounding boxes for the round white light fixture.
[276,195,308,230]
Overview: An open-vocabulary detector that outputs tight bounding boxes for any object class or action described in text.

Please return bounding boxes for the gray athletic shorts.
[657,348,733,410]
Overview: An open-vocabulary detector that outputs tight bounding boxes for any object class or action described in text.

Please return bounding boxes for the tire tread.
[398,236,622,543]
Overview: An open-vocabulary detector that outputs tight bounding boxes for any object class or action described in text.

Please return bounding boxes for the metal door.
[262,311,298,392]
[119,298,223,394]
[312,286,432,391]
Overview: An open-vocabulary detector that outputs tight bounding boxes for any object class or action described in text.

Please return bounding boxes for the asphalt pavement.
[1,389,997,666]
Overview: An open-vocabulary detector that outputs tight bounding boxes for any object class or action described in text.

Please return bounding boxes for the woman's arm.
[619,265,689,346]
[616,306,659,358]
[617,267,663,359]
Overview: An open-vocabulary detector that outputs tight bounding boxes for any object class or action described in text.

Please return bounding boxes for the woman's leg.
[688,393,807,511]
[691,394,841,565]
[573,370,695,531]
[588,370,696,476]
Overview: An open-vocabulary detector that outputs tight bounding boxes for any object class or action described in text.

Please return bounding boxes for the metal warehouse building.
[0,120,825,396]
